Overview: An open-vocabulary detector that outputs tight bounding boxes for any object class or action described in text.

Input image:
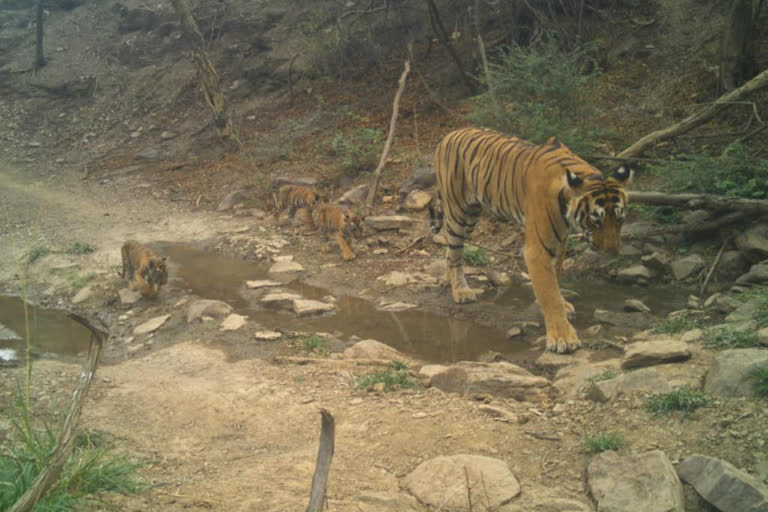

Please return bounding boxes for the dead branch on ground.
[700,236,733,296]
[9,313,106,512]
[305,409,335,512]
[617,67,768,159]
[365,59,411,215]
[629,191,768,217]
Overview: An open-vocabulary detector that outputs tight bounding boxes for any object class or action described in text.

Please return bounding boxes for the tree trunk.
[169,0,239,147]
[719,0,757,92]
[34,0,45,71]
[630,190,768,216]
[305,410,335,512]
[617,67,768,159]
[424,0,475,93]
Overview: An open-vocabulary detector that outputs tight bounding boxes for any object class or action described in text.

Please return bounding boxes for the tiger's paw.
[545,322,580,354]
[342,252,356,261]
[563,299,576,321]
[452,286,478,304]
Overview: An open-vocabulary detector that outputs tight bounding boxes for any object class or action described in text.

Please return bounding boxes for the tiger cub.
[314,203,363,261]
[273,184,320,230]
[120,240,168,298]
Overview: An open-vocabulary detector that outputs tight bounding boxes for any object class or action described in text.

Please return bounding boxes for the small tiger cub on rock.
[120,240,168,298]
[273,184,320,230]
[314,203,363,261]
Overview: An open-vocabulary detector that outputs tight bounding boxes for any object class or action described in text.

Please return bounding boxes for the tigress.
[314,203,363,261]
[273,184,320,230]
[430,127,631,354]
[120,240,168,298]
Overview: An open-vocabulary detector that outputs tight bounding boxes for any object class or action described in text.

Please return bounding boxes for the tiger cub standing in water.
[120,240,168,298]
[314,203,363,261]
[273,184,320,230]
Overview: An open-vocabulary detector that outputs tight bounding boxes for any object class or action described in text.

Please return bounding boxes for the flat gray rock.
[671,254,705,280]
[219,313,247,331]
[376,301,417,312]
[365,215,418,231]
[268,260,304,274]
[0,322,21,341]
[403,189,432,211]
[293,299,335,317]
[260,291,302,310]
[429,361,551,403]
[404,454,520,510]
[187,299,233,323]
[244,279,282,289]
[71,285,93,304]
[133,314,170,336]
[118,288,142,305]
[621,339,691,369]
[343,339,405,360]
[704,348,768,398]
[678,454,768,512]
[588,367,671,403]
[593,309,654,329]
[587,450,684,512]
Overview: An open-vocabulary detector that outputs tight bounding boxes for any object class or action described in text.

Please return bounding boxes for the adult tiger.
[430,128,631,354]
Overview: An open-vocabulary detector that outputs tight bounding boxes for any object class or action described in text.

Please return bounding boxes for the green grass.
[301,335,328,355]
[463,246,489,267]
[60,270,97,289]
[631,204,683,225]
[584,431,625,454]
[26,246,50,264]
[704,328,758,349]
[749,364,768,400]
[735,286,768,328]
[652,315,699,335]
[66,242,95,255]
[646,388,710,419]
[355,361,415,392]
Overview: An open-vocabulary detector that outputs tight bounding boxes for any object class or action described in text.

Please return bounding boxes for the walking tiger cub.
[430,128,632,354]
[120,240,168,298]
[314,203,363,261]
[273,184,320,230]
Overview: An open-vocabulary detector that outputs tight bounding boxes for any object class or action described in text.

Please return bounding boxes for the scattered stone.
[118,288,142,305]
[160,130,176,140]
[0,323,21,341]
[268,260,304,274]
[677,454,768,512]
[343,339,405,360]
[273,254,294,263]
[253,330,282,341]
[617,264,652,284]
[621,339,691,369]
[679,328,704,343]
[683,209,711,225]
[671,254,706,280]
[365,215,418,231]
[403,455,520,510]
[584,324,602,336]
[377,301,417,312]
[718,250,750,279]
[500,234,517,248]
[397,167,436,196]
[687,294,701,309]
[293,299,335,317]
[432,233,447,245]
[594,309,653,329]
[419,364,448,379]
[704,348,768,398]
[133,314,170,335]
[134,147,161,160]
[220,314,247,331]
[71,286,92,304]
[429,361,551,402]
[588,367,671,402]
[735,260,768,286]
[641,251,672,273]
[244,279,282,289]
[486,270,511,287]
[403,189,432,211]
[217,189,250,212]
[377,271,429,287]
[337,184,368,206]
[506,327,523,338]
[726,301,758,322]
[624,298,651,313]
[372,248,388,255]
[735,222,768,257]
[619,244,643,256]
[187,299,233,323]
[705,292,741,313]
[588,450,684,512]
[260,291,303,310]
[757,327,768,345]
[478,404,519,423]
[424,259,447,278]
[353,492,422,511]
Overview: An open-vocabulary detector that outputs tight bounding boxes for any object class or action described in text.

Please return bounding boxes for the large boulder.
[735,223,768,259]
[621,339,691,369]
[704,348,768,398]
[428,361,551,402]
[588,368,671,403]
[671,254,706,280]
[677,454,768,512]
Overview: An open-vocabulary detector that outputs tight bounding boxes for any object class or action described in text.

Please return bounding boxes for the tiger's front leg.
[336,231,356,261]
[556,237,575,321]
[445,232,478,304]
[524,241,580,354]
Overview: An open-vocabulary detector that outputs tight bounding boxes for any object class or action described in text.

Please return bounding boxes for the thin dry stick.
[365,59,411,215]
[306,409,335,512]
[9,313,106,512]
[700,236,733,296]
[397,229,431,254]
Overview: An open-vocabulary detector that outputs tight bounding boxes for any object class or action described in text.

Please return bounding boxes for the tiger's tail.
[427,192,443,234]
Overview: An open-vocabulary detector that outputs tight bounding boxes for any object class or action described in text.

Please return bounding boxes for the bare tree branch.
[305,409,335,512]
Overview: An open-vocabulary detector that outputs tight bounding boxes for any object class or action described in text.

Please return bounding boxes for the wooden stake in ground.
[365,59,410,215]
[169,0,239,148]
[618,67,768,159]
[305,409,335,512]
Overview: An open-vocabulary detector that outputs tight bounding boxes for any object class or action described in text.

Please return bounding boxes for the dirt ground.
[2,160,767,512]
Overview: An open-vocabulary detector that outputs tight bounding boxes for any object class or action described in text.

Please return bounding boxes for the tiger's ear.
[565,168,583,188]
[613,165,633,183]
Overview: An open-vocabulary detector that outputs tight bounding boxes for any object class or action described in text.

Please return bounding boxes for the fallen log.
[629,190,768,216]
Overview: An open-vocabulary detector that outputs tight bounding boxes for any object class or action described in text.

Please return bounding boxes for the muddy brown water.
[0,296,92,358]
[160,243,692,364]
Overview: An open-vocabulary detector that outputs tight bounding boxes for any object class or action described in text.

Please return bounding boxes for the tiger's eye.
[596,198,605,207]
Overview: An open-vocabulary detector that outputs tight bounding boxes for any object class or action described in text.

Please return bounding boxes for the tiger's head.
[564,165,632,254]
[345,211,364,239]
[145,256,169,287]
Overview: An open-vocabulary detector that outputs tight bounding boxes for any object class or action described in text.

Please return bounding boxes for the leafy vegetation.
[704,328,758,349]
[66,242,95,255]
[631,204,682,225]
[749,364,768,400]
[646,388,710,419]
[463,246,489,267]
[584,431,625,454]
[471,35,601,154]
[647,142,768,199]
[652,315,699,335]
[301,334,328,355]
[59,270,97,289]
[26,245,50,264]
[329,127,383,175]
[355,361,415,392]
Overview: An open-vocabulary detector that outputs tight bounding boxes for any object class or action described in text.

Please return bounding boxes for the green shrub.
[471,35,601,154]
[704,328,758,349]
[301,335,328,355]
[646,388,710,419]
[66,242,95,255]
[652,315,698,335]
[648,142,768,199]
[463,246,489,266]
[330,127,383,175]
[584,431,625,454]
[355,361,415,392]
[750,364,768,400]
[26,246,50,264]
